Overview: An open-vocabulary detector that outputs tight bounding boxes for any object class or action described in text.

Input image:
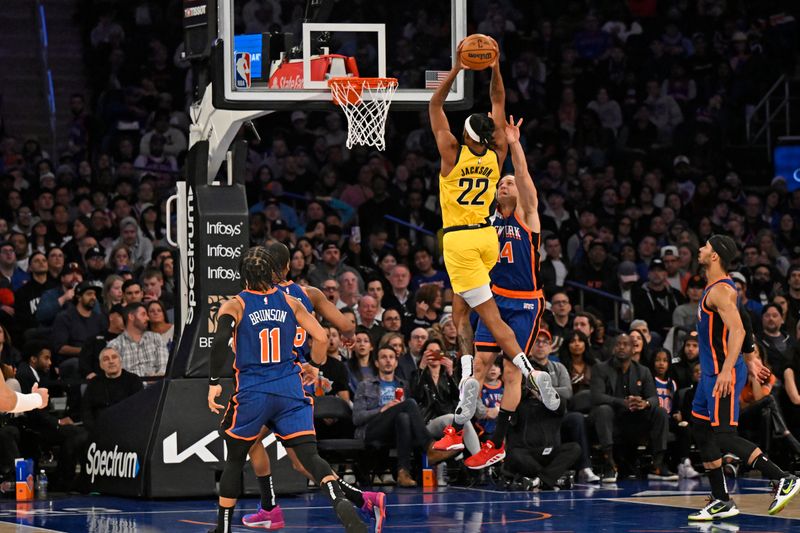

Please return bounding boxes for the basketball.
[459,34,498,70]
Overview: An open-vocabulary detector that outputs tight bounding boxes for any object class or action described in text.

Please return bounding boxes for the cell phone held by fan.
[351,225,361,245]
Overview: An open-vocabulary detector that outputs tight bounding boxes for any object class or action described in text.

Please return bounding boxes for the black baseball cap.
[649,258,666,271]
[75,281,100,296]
[322,241,339,252]
[85,246,105,260]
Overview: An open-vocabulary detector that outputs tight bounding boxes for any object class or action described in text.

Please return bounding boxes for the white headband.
[464,116,481,143]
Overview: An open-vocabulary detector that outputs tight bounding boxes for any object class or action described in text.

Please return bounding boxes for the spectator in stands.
[476,360,503,438]
[51,281,108,376]
[112,217,153,271]
[540,235,569,298]
[731,271,762,326]
[629,329,651,366]
[631,258,684,340]
[569,240,619,318]
[101,274,124,313]
[355,295,384,346]
[365,279,385,317]
[36,262,83,326]
[308,242,360,289]
[142,267,174,311]
[346,328,375,394]
[758,304,796,377]
[0,241,28,290]
[382,264,413,315]
[306,326,353,439]
[122,279,144,304]
[410,247,451,297]
[147,300,174,350]
[672,332,700,389]
[13,251,54,334]
[572,312,603,360]
[786,265,800,328]
[16,341,87,491]
[338,271,361,309]
[544,291,572,353]
[404,284,442,335]
[590,334,674,482]
[397,327,427,383]
[81,347,143,431]
[108,303,169,378]
[83,246,111,282]
[559,330,596,410]
[79,304,125,380]
[352,344,454,487]
[673,275,705,330]
[412,338,479,455]
[380,307,402,334]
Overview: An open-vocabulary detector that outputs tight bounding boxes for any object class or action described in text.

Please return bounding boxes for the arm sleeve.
[740,307,755,354]
[209,314,236,380]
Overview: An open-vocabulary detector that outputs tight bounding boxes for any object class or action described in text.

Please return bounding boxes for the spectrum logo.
[86,443,140,483]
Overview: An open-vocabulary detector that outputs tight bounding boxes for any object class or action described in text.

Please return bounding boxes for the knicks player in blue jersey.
[207,246,368,533]
[435,116,560,469]
[241,243,386,531]
[688,235,798,521]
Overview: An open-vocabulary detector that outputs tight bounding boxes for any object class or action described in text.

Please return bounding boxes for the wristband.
[209,377,220,386]
[10,391,43,413]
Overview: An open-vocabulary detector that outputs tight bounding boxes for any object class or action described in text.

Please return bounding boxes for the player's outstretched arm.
[429,41,464,174]
[487,37,508,165]
[710,285,745,398]
[307,286,354,337]
[504,115,540,232]
[0,379,48,413]
[289,297,328,366]
[208,298,242,413]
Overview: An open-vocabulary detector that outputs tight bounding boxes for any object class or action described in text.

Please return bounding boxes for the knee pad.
[692,419,721,463]
[459,284,492,308]
[218,435,254,499]
[292,442,332,484]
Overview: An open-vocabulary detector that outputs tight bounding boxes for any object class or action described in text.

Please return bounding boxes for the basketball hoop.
[328,77,398,151]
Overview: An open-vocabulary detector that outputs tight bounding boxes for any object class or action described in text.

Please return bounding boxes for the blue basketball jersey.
[489,209,542,300]
[233,288,302,395]
[697,277,742,376]
[278,281,313,362]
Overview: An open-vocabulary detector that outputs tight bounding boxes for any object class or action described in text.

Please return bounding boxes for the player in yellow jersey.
[429,38,558,454]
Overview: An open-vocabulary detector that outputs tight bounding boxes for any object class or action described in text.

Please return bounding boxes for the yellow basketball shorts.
[442,225,498,294]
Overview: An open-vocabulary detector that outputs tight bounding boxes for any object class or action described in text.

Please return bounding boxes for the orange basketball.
[459,34,498,70]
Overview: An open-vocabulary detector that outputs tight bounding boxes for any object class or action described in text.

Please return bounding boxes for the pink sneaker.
[361,491,386,532]
[242,505,285,529]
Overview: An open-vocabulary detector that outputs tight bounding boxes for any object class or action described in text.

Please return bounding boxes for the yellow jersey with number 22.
[439,145,501,228]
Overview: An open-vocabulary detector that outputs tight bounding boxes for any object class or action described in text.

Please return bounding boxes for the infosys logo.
[208,267,241,280]
[207,221,243,236]
[86,443,140,483]
[207,244,243,258]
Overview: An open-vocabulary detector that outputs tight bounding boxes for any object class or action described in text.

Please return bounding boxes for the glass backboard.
[212,0,468,111]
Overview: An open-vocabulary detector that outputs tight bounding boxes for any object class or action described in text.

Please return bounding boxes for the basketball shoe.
[433,426,464,451]
[242,505,285,529]
[464,440,505,470]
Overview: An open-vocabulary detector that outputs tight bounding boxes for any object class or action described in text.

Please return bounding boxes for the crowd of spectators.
[1,0,800,491]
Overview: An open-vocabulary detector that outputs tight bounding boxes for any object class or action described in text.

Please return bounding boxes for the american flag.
[425,70,449,89]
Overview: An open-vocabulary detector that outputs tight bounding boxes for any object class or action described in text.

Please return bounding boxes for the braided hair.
[465,113,495,148]
[240,245,278,292]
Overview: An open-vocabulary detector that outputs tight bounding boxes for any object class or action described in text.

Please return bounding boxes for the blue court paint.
[0,479,795,532]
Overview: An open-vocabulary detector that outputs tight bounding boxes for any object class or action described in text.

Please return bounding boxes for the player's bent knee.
[292,442,332,485]
[459,284,492,308]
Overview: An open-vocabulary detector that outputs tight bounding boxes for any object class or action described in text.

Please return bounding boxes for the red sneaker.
[433,426,464,451]
[464,440,506,470]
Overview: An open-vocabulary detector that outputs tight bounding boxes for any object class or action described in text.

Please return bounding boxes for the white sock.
[460,354,473,377]
[512,352,534,377]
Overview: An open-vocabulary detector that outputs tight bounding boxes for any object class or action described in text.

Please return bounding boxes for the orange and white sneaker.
[464,440,506,470]
[433,426,464,451]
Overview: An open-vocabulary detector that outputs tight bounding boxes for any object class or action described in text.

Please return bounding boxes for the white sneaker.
[679,458,700,479]
[578,467,600,483]
[528,370,560,411]
[380,472,395,485]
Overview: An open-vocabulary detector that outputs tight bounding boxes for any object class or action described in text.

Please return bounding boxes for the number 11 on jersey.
[259,328,281,363]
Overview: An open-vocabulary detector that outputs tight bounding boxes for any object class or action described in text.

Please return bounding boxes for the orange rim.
[328,77,398,106]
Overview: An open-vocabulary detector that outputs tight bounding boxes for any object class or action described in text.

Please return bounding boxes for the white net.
[329,77,398,151]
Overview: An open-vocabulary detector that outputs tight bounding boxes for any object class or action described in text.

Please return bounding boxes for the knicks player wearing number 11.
[206,246,368,533]
[430,37,558,464]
